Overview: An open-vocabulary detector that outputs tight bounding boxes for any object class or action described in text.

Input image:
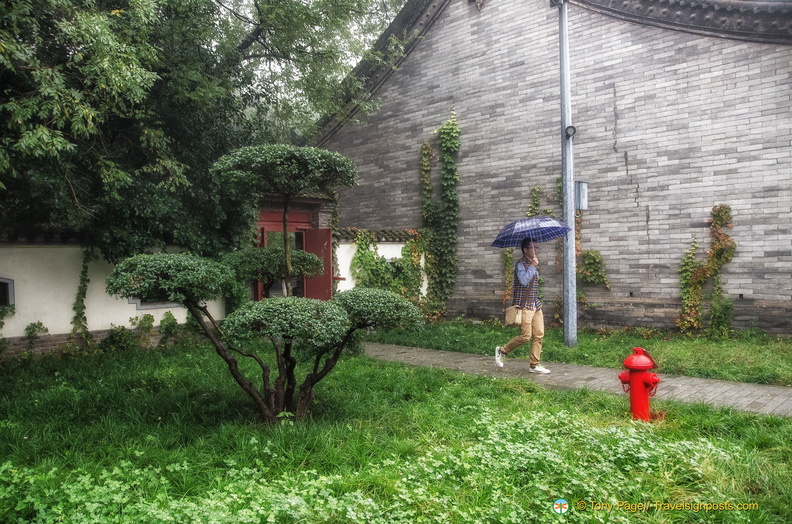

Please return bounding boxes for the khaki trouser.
[501,308,544,366]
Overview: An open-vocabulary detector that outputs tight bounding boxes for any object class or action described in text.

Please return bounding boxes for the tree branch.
[186,302,276,424]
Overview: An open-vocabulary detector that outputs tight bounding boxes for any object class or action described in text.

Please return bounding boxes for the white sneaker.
[529,364,550,374]
[495,346,504,368]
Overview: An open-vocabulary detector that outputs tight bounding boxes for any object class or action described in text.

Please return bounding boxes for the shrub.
[222,289,423,420]
[223,297,350,356]
[222,246,323,300]
[106,253,233,305]
[98,326,140,353]
[333,287,424,331]
[158,312,181,346]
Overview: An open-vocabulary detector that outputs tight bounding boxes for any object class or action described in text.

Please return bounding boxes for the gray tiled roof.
[336,227,421,242]
[573,0,792,45]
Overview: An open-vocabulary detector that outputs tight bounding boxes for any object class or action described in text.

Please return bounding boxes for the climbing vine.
[570,212,611,317]
[420,141,435,225]
[526,186,543,218]
[579,249,610,289]
[707,274,733,338]
[71,249,95,346]
[24,321,48,351]
[351,112,461,319]
[677,238,704,331]
[676,204,736,333]
[421,111,461,320]
[0,304,14,353]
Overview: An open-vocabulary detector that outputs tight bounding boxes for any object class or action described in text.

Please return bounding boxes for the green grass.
[1,339,791,522]
[366,320,792,386]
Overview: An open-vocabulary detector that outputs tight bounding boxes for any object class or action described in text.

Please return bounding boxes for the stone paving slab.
[364,343,792,417]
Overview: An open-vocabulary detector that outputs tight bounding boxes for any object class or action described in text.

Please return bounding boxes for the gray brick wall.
[0,329,163,360]
[322,0,792,333]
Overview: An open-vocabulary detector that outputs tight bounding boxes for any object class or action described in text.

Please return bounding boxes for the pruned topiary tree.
[222,246,323,299]
[107,254,423,424]
[224,287,424,418]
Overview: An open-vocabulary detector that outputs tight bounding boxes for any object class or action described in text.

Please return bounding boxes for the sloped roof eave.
[572,0,792,45]
[314,0,453,146]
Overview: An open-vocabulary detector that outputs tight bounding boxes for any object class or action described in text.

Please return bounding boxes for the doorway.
[254,210,333,301]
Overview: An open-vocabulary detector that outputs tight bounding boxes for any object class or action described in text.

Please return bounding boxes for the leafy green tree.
[2,0,403,261]
[211,145,357,295]
[106,253,423,423]
[0,0,258,261]
[221,0,409,142]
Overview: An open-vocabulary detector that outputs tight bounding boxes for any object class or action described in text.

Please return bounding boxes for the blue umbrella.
[491,216,571,248]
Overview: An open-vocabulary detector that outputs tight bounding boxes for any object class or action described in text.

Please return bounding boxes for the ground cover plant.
[366,319,792,386]
[1,339,791,523]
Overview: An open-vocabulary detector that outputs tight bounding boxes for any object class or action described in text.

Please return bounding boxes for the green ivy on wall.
[0,304,14,353]
[676,204,736,334]
[350,229,423,303]
[420,141,435,225]
[71,249,95,346]
[338,113,459,318]
[579,249,610,289]
[526,186,543,218]
[421,111,461,320]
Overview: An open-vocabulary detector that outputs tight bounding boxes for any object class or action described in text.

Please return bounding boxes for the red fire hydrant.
[618,347,660,421]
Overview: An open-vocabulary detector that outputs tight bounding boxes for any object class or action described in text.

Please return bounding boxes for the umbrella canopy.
[491,216,572,248]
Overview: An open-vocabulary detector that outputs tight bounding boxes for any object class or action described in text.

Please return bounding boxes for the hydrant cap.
[623,347,657,370]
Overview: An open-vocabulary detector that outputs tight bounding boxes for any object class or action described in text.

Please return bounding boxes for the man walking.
[495,237,549,373]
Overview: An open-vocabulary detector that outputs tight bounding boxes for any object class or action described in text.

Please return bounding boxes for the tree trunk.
[282,199,294,296]
[295,381,315,420]
[184,302,278,425]
[282,342,298,412]
[293,333,353,419]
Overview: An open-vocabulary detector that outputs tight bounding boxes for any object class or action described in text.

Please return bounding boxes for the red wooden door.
[303,229,333,300]
[253,211,332,300]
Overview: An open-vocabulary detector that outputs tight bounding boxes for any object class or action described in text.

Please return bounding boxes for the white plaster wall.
[1,242,424,339]
[336,243,358,292]
[0,245,223,338]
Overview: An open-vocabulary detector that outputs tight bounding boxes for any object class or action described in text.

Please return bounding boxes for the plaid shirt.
[512,257,541,310]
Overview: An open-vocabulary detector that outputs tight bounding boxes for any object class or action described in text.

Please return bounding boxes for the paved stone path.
[365,343,792,417]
